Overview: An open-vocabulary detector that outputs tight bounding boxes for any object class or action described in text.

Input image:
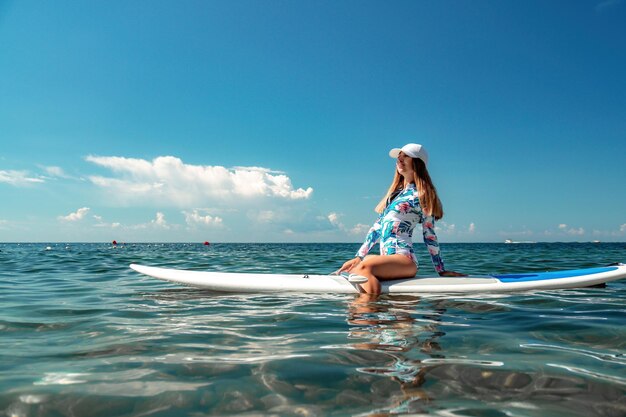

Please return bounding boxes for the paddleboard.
[129,263,626,294]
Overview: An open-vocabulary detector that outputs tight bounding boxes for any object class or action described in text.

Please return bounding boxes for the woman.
[338,143,464,294]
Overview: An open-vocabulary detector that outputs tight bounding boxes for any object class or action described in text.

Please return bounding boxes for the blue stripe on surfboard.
[493,266,617,283]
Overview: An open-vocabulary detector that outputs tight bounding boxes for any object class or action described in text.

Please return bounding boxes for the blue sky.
[1,0,625,243]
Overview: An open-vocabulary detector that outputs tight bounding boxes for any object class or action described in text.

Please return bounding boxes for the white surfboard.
[130,263,626,294]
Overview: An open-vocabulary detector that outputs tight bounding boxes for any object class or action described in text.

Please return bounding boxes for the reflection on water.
[345,294,625,417]
[0,243,625,416]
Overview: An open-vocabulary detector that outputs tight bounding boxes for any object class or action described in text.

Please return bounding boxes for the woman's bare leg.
[350,254,417,294]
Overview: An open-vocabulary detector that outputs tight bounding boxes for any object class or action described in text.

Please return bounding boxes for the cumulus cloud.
[94,212,172,231]
[92,214,121,229]
[183,209,223,227]
[350,223,371,236]
[151,212,169,229]
[437,221,456,234]
[327,212,373,237]
[328,212,341,226]
[558,224,585,236]
[432,221,479,240]
[85,155,313,206]
[592,224,626,238]
[0,170,45,186]
[243,207,339,236]
[59,207,90,222]
[94,221,121,229]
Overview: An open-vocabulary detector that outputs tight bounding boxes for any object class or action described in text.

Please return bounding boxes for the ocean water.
[1,242,625,417]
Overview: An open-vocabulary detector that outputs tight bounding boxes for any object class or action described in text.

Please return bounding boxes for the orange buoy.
[112,240,117,245]
[203,241,210,246]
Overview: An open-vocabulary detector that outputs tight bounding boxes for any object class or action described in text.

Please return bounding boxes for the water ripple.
[0,242,624,417]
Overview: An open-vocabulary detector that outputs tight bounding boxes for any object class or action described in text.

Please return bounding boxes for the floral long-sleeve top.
[355,183,445,273]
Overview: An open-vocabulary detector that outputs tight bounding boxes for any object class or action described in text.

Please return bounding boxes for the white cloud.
[327,212,359,236]
[244,208,339,236]
[591,224,626,238]
[41,165,81,181]
[0,170,45,186]
[183,209,223,227]
[437,221,456,234]
[43,166,67,178]
[95,212,174,231]
[95,221,121,229]
[326,212,373,237]
[350,223,371,236]
[151,212,169,229]
[93,214,122,229]
[85,155,313,206]
[558,224,585,236]
[434,221,480,241]
[59,207,90,222]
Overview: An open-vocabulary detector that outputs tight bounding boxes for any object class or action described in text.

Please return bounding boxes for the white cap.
[389,143,429,165]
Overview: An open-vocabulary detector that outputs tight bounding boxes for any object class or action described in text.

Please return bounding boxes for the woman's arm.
[422,216,446,274]
[422,216,465,276]
[355,217,382,260]
[336,214,383,275]
[336,257,361,274]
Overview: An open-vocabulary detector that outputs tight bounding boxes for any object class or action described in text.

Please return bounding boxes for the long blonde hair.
[374,158,444,219]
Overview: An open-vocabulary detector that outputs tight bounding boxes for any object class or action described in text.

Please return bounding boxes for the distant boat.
[504,239,536,244]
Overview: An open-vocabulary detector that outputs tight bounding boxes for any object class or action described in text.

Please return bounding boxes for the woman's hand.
[439,270,466,277]
[336,257,362,274]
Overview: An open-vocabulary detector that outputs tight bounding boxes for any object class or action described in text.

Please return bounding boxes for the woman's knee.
[352,263,371,276]
[354,258,377,274]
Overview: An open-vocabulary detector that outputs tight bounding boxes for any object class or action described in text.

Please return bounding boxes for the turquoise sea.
[1,242,625,417]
